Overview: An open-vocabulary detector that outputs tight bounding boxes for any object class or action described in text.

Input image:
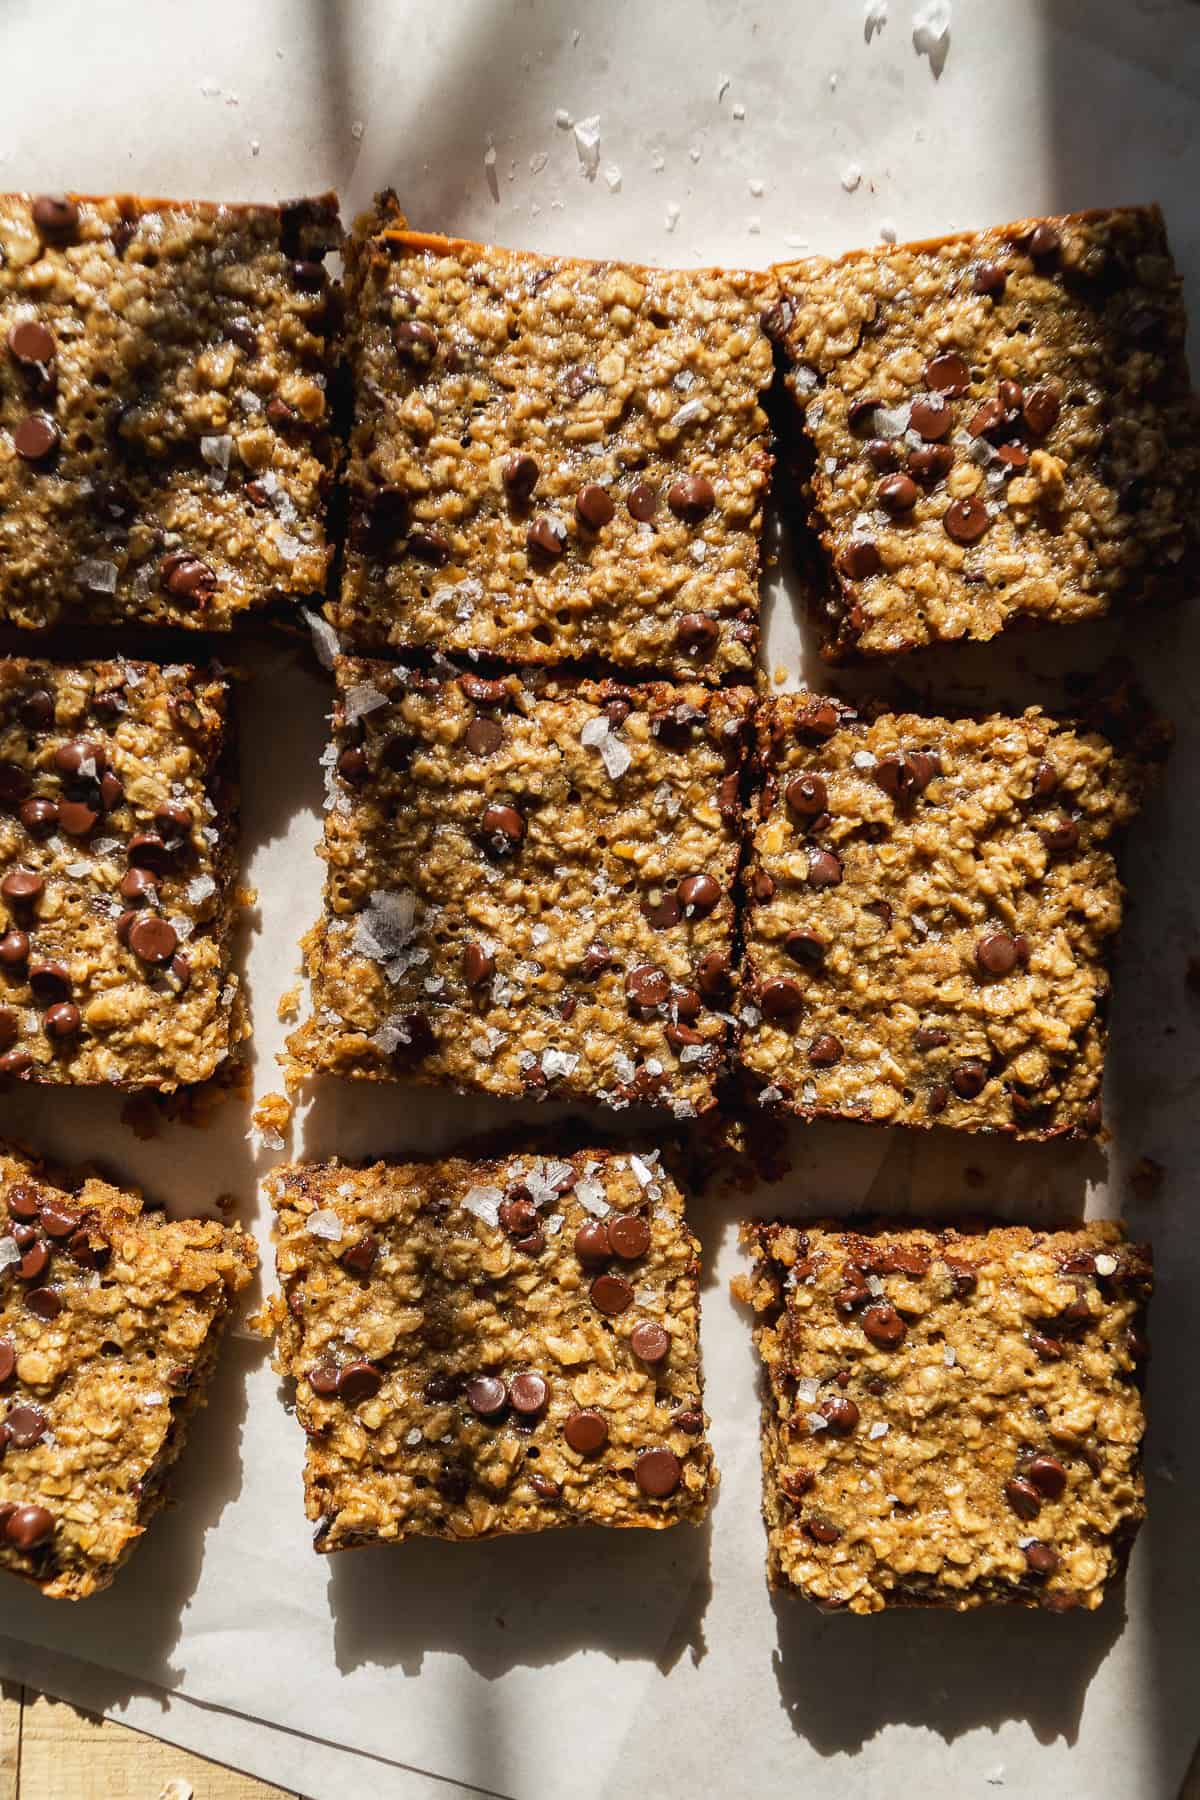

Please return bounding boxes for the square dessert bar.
[737,1218,1151,1612]
[0,190,339,630]
[330,225,774,679]
[0,657,243,1089]
[267,1148,714,1549]
[0,1142,256,1598]
[769,207,1200,660]
[739,691,1156,1138]
[287,661,751,1116]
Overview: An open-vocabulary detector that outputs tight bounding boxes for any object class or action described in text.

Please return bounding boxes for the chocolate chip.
[480,803,524,853]
[760,977,803,1020]
[1041,815,1079,855]
[394,319,437,360]
[160,552,218,602]
[628,1320,670,1365]
[502,453,539,499]
[308,1364,340,1395]
[925,353,970,396]
[575,484,615,530]
[809,1033,843,1066]
[6,1185,40,1221]
[580,942,616,979]
[0,765,31,809]
[1029,1331,1063,1362]
[19,797,57,836]
[950,1060,988,1099]
[1022,385,1060,437]
[464,717,505,758]
[818,1396,859,1434]
[847,397,880,432]
[676,613,720,655]
[1,870,44,906]
[14,414,58,461]
[635,1448,682,1498]
[530,1473,561,1501]
[1004,1476,1042,1520]
[943,497,990,544]
[625,964,670,1010]
[0,1052,34,1079]
[836,539,881,581]
[43,1003,80,1040]
[0,1342,13,1384]
[943,1256,977,1296]
[526,516,567,558]
[1024,1542,1059,1576]
[0,1011,16,1052]
[25,1284,61,1319]
[6,1404,47,1448]
[678,872,720,916]
[291,259,328,292]
[1027,1455,1067,1500]
[642,889,681,929]
[338,1233,378,1276]
[667,475,716,521]
[28,961,70,1006]
[591,1273,634,1316]
[409,529,450,565]
[19,689,54,730]
[564,1408,608,1453]
[464,1374,507,1419]
[3,1503,55,1549]
[58,798,98,837]
[865,438,899,473]
[874,749,938,802]
[786,773,827,817]
[462,942,495,988]
[804,1516,842,1544]
[128,915,179,966]
[908,443,954,484]
[997,379,1024,419]
[1026,223,1060,260]
[751,869,776,903]
[32,194,79,238]
[154,803,192,843]
[0,932,29,967]
[128,834,172,874]
[807,849,842,888]
[910,395,953,441]
[608,1214,651,1260]
[628,481,658,521]
[510,1372,549,1416]
[914,1026,950,1051]
[967,398,1005,439]
[696,949,732,997]
[976,931,1019,976]
[877,473,919,515]
[574,1220,612,1266]
[862,1303,905,1348]
[7,320,56,366]
[973,260,1009,296]
[783,929,826,969]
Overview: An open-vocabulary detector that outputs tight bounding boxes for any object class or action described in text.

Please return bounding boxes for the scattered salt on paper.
[573,115,601,179]
[732,102,745,120]
[913,0,952,77]
[664,203,680,233]
[555,107,573,129]
[864,0,889,41]
[879,219,898,243]
[603,164,622,193]
[305,1209,343,1242]
[841,163,863,193]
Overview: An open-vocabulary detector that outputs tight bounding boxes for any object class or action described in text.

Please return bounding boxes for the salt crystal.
[545,1214,564,1236]
[603,164,622,193]
[671,397,706,429]
[732,103,745,120]
[671,1098,697,1119]
[748,178,765,197]
[303,608,340,670]
[868,1420,890,1439]
[76,557,118,594]
[757,1085,782,1105]
[461,1185,503,1228]
[664,203,680,234]
[573,115,601,180]
[853,749,878,769]
[575,1178,610,1216]
[866,1274,885,1297]
[64,860,91,878]
[343,682,389,725]
[943,1345,957,1366]
[187,875,216,905]
[201,434,233,472]
[555,108,573,129]
[0,1238,20,1272]
[879,220,898,244]
[1095,1252,1118,1276]
[913,0,952,76]
[541,1047,580,1080]
[873,401,910,439]
[305,1210,343,1241]
[864,0,888,40]
[629,1153,659,1188]
[405,1427,423,1446]
[806,1411,828,1432]
[796,1376,820,1404]
[841,163,863,193]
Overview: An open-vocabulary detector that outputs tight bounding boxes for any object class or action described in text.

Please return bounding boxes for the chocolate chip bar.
[769,207,1200,659]
[737,1218,1151,1612]
[0,657,243,1088]
[329,224,773,679]
[0,191,339,630]
[266,1147,714,1550]
[0,1142,256,1598]
[738,691,1159,1138]
[287,661,751,1117]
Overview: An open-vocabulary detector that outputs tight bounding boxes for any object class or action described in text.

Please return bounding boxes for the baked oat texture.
[0,657,243,1089]
[0,190,339,630]
[770,207,1200,659]
[738,1218,1151,1612]
[739,691,1155,1138]
[330,224,774,679]
[287,660,751,1117]
[267,1148,714,1549]
[0,1142,256,1599]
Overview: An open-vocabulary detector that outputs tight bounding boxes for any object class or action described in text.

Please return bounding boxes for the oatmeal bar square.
[738,1218,1151,1612]
[0,191,339,630]
[329,226,773,679]
[0,657,243,1089]
[738,691,1156,1138]
[0,1142,256,1598]
[268,1147,713,1549]
[769,207,1200,660]
[287,661,751,1117]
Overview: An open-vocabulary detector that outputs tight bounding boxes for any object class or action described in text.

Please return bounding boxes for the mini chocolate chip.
[338,1233,378,1277]
[44,1003,80,1040]
[678,872,720,916]
[951,1060,988,1099]
[580,941,616,979]
[630,1321,670,1364]
[19,1240,50,1280]
[575,483,615,529]
[394,319,437,359]
[337,747,368,786]
[6,1404,47,1448]
[38,1204,77,1240]
[565,1408,608,1453]
[807,849,842,888]
[862,1303,905,1348]
[14,414,58,461]
[7,320,56,366]
[502,452,539,498]
[19,688,54,730]
[908,443,954,484]
[510,1372,549,1416]
[676,613,720,654]
[0,932,29,967]
[997,379,1024,418]
[28,961,70,1006]
[914,1026,950,1050]
[460,675,508,706]
[1042,815,1080,855]
[877,472,919,514]
[752,869,776,902]
[925,353,970,396]
[625,964,670,1009]
[160,552,218,601]
[1027,1455,1068,1500]
[466,1375,508,1419]
[1029,1331,1063,1362]
[910,394,953,440]
[818,1396,859,1434]
[32,194,79,237]
[0,1052,34,1079]
[1025,1542,1059,1576]
[1026,222,1060,260]
[462,942,495,988]
[1005,1476,1042,1520]
[809,1033,843,1066]
[786,773,827,817]
[968,398,1005,438]
[642,889,682,929]
[0,1011,17,1051]
[0,1342,13,1383]
[19,797,57,835]
[480,803,524,853]
[530,1473,561,1501]
[696,949,732,996]
[57,798,97,837]
[308,1364,340,1395]
[608,1214,651,1260]
[847,396,880,432]
[1,870,44,906]
[976,931,1019,976]
[591,1273,634,1315]
[973,260,1009,296]
[99,772,124,811]
[527,516,567,558]
[836,539,881,581]
[3,1502,55,1548]
[465,717,505,757]
[1022,385,1061,437]
[628,481,658,521]
[635,1448,682,1498]
[804,1516,842,1544]
[574,1220,612,1266]
[943,1256,978,1296]
[760,977,804,1020]
[291,259,328,292]
[784,929,826,968]
[128,914,178,966]
[667,474,716,521]
[943,497,990,544]
[864,438,900,472]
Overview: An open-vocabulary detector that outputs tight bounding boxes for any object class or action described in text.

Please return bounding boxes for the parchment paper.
[0,3,1197,1796]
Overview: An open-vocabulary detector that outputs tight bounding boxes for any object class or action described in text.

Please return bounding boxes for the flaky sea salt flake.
[913,0,952,77]
[573,115,601,180]
[305,1209,343,1242]
[461,1185,503,1228]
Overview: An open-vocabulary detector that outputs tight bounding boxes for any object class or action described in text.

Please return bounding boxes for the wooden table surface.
[0,1682,298,1800]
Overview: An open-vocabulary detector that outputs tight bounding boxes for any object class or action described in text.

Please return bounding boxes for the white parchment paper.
[0,3,1198,1796]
